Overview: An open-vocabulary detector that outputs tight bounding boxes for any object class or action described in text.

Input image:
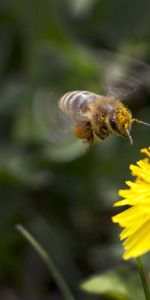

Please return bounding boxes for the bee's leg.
[84,130,94,146]
[95,126,109,140]
[74,122,94,145]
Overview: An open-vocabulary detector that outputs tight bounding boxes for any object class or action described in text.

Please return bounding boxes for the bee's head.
[109,104,150,145]
[109,106,133,144]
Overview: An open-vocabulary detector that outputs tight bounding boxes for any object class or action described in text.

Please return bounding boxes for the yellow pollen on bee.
[118,114,128,127]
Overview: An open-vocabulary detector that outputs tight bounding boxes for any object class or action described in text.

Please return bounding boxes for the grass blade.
[16,224,76,300]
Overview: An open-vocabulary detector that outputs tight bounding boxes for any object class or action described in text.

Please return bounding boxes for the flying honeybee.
[58,90,150,145]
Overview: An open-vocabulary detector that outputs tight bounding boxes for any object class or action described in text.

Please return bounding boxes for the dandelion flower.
[112,147,150,260]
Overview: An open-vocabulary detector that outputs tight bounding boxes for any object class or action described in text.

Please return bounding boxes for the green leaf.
[81,268,145,300]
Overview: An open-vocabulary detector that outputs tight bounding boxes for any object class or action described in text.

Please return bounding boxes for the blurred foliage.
[0,0,150,300]
[81,267,145,300]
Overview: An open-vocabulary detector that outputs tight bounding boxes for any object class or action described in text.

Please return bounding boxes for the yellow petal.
[112,146,150,260]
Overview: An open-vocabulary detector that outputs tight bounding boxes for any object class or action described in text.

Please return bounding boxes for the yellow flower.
[112,147,150,260]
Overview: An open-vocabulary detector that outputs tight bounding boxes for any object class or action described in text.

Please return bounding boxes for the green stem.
[136,256,150,300]
[16,224,76,300]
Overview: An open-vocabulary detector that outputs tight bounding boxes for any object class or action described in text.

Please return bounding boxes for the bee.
[58,90,150,145]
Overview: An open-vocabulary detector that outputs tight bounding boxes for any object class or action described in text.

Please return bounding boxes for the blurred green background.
[0,0,150,299]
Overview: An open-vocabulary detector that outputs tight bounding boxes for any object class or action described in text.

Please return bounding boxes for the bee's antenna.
[126,129,133,145]
[132,119,150,127]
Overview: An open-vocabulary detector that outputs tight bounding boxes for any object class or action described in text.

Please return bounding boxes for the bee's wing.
[31,89,90,160]
[32,89,77,145]
[99,50,150,101]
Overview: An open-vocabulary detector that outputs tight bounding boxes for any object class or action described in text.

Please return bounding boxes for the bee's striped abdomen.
[59,91,99,117]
